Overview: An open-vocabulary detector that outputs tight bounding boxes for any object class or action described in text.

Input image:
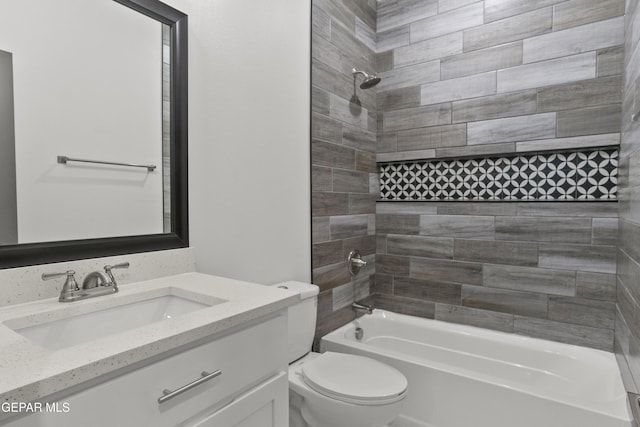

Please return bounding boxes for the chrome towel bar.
[57,155,156,171]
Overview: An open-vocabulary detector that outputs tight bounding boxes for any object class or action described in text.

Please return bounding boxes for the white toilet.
[274,281,407,427]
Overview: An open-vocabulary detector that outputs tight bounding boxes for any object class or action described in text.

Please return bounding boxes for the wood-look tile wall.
[372,0,622,351]
[377,0,625,163]
[311,0,626,352]
[311,0,378,341]
[375,201,618,350]
[615,0,640,394]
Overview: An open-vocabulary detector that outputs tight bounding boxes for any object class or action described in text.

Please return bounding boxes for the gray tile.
[538,243,617,273]
[355,16,376,53]
[312,165,332,192]
[313,261,351,292]
[442,42,523,80]
[377,0,438,32]
[314,0,356,32]
[435,303,514,332]
[576,272,616,301]
[553,0,625,31]
[494,217,593,244]
[452,90,536,123]
[312,4,331,41]
[312,140,356,169]
[597,46,624,77]
[537,76,622,113]
[513,316,613,351]
[467,113,556,146]
[373,293,436,318]
[410,2,484,43]
[378,61,440,92]
[377,214,421,234]
[332,282,355,311]
[436,202,518,216]
[378,86,422,111]
[344,235,377,257]
[436,142,516,158]
[376,254,411,276]
[343,125,376,151]
[329,94,370,129]
[463,8,552,52]
[312,33,344,73]
[387,234,454,259]
[516,134,620,153]
[454,239,539,266]
[377,150,437,162]
[524,17,624,63]
[355,151,377,173]
[394,277,462,304]
[438,0,478,13]
[312,87,331,115]
[397,124,467,151]
[483,264,576,296]
[383,103,452,132]
[557,104,621,137]
[333,169,370,194]
[377,25,411,52]
[377,202,438,215]
[419,214,495,238]
[395,31,463,68]
[497,52,597,93]
[410,257,483,285]
[314,240,345,267]
[377,133,398,153]
[548,296,615,329]
[372,274,394,294]
[330,215,369,240]
[421,71,497,105]
[484,0,565,23]
[592,218,619,246]
[517,201,619,218]
[462,285,548,318]
[312,192,349,216]
[313,217,331,243]
[312,113,343,144]
[349,194,376,215]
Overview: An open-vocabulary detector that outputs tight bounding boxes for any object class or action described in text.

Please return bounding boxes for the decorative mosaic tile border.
[379,148,618,201]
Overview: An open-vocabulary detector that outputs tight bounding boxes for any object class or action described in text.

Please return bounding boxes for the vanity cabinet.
[3,313,288,427]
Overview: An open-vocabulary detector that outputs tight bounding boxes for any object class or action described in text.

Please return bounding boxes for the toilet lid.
[301,352,407,405]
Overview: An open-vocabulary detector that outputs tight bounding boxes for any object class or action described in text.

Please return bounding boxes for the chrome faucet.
[42,262,129,302]
[352,302,373,315]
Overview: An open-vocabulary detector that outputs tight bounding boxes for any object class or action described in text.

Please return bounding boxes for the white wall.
[0,0,164,243]
[167,0,312,284]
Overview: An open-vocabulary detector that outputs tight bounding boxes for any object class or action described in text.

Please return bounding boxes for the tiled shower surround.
[311,0,626,352]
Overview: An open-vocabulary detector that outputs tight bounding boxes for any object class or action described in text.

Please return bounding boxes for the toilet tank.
[273,281,319,363]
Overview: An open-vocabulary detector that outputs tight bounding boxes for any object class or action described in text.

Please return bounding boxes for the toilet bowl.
[272,281,408,427]
[289,352,407,427]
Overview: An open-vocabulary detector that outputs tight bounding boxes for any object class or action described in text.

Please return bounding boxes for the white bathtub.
[320,309,632,427]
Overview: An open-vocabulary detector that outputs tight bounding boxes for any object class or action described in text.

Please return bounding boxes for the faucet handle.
[103,262,129,290]
[42,271,79,302]
[42,270,76,281]
[104,262,130,272]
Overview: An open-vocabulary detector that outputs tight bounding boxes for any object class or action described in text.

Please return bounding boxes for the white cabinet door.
[192,372,288,427]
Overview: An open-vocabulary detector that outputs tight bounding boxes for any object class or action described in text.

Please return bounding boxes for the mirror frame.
[0,0,188,269]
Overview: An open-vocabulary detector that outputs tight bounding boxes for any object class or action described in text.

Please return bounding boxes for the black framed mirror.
[0,0,188,269]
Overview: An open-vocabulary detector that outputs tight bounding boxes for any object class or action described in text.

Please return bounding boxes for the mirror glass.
[0,0,188,268]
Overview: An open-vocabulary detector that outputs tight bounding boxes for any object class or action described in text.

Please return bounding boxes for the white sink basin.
[13,295,212,351]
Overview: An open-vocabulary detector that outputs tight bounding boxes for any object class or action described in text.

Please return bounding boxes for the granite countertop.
[0,272,298,407]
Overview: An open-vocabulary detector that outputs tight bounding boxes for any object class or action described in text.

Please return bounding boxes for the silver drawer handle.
[157,369,222,404]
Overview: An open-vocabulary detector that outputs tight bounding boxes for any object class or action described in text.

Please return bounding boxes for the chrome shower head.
[352,68,381,89]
